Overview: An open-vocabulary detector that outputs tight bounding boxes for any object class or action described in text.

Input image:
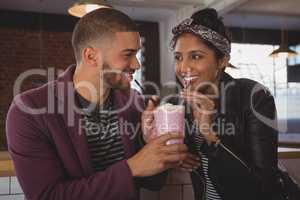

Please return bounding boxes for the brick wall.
[0,26,75,149]
[0,10,160,150]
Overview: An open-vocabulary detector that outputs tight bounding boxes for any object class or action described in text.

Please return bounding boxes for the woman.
[171,8,280,200]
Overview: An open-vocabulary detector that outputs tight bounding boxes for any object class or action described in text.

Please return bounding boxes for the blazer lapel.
[55,66,138,175]
[56,65,93,176]
[113,89,136,158]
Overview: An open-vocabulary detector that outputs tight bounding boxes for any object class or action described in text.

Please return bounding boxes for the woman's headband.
[170,18,231,58]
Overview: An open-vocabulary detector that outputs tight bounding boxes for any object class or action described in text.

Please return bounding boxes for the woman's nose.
[178,59,192,74]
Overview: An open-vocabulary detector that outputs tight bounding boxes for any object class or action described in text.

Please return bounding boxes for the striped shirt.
[76,90,125,171]
[194,128,222,200]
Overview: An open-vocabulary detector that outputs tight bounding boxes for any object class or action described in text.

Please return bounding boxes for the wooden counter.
[278,147,300,159]
[0,151,15,177]
[1,148,300,177]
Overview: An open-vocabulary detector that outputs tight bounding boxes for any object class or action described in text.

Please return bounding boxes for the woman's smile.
[181,75,199,88]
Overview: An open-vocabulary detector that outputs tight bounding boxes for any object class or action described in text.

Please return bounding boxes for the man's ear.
[218,57,229,71]
[82,47,98,66]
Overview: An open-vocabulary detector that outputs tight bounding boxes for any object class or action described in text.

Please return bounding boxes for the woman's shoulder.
[233,77,275,113]
[222,72,272,98]
[237,77,268,91]
[221,72,274,112]
[236,77,272,98]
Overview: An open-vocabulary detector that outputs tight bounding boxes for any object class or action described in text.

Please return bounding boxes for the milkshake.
[154,103,185,145]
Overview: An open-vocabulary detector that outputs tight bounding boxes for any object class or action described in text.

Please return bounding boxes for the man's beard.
[101,62,131,91]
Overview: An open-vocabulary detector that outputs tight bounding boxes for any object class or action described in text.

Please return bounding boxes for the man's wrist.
[127,158,140,177]
[139,133,147,145]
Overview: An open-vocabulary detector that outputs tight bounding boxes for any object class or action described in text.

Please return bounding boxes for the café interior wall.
[158,6,197,96]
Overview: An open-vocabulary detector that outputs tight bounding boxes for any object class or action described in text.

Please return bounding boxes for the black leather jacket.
[186,72,279,200]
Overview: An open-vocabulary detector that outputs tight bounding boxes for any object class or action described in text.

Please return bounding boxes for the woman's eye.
[192,54,202,60]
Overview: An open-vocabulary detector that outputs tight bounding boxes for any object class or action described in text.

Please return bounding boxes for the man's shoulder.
[12,80,57,109]
[6,81,58,138]
[15,65,75,108]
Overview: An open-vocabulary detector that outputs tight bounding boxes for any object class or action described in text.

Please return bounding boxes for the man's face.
[99,32,141,91]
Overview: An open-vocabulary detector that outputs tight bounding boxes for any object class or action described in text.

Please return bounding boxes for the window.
[288,44,300,66]
[130,37,145,93]
[226,43,300,135]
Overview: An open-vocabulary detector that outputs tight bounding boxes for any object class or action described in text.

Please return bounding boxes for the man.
[6,8,198,200]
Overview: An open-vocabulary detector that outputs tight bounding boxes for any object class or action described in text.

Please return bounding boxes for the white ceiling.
[0,0,219,22]
[0,0,300,30]
[110,0,214,9]
[236,0,300,16]
[0,0,176,21]
[224,0,300,30]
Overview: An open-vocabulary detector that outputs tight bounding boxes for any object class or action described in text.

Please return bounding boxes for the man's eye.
[174,55,181,61]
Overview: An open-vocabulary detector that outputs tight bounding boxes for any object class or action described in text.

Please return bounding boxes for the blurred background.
[0,0,300,199]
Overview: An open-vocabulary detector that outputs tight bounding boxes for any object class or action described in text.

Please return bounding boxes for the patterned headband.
[170,18,231,58]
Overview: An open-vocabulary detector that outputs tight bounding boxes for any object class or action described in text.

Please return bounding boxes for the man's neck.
[73,65,110,105]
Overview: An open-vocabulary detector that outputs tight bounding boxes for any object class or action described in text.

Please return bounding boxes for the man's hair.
[71,8,138,63]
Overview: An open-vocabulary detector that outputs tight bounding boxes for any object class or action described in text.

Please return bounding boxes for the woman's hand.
[180,89,219,144]
[178,153,201,172]
[128,133,189,177]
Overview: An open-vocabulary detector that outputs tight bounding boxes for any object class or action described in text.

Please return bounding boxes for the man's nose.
[130,56,141,70]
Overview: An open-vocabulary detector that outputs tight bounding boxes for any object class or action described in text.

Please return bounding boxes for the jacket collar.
[217,71,243,146]
[53,65,137,175]
[218,71,241,117]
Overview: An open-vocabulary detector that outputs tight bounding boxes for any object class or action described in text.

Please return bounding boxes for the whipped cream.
[156,103,184,112]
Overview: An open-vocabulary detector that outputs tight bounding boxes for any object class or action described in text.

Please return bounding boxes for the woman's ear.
[218,57,229,71]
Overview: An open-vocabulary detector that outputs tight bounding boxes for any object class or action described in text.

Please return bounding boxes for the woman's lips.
[182,76,198,88]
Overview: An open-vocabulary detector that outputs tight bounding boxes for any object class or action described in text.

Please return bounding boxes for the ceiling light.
[270,28,297,59]
[68,0,112,18]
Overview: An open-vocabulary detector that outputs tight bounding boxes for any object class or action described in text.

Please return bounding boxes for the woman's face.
[174,33,226,92]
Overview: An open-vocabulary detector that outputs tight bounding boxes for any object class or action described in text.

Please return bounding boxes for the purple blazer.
[6,66,148,200]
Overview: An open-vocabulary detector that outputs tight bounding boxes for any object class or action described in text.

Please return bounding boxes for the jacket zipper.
[202,174,206,200]
[219,143,250,171]
[192,170,206,200]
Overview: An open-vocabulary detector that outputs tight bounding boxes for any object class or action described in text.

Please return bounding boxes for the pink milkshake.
[154,103,185,145]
